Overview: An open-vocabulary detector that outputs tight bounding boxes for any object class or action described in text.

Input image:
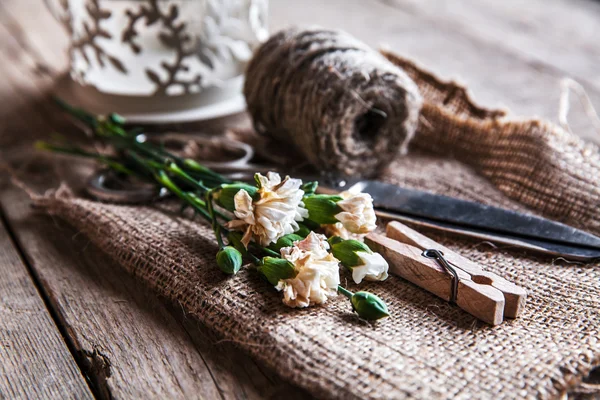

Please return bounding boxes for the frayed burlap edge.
[383,50,600,235]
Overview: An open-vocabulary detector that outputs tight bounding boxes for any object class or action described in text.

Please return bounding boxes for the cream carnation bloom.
[350,251,389,284]
[276,232,340,308]
[334,191,377,234]
[226,172,308,247]
[322,222,366,241]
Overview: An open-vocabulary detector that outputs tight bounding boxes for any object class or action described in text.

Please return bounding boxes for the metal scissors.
[87,133,270,204]
[85,133,600,262]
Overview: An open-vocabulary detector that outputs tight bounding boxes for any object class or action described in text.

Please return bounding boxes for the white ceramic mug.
[45,0,268,121]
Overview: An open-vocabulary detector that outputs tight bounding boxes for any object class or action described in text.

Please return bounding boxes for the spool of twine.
[244,28,423,177]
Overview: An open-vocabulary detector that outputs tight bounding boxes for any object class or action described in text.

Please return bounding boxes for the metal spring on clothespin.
[422,249,460,303]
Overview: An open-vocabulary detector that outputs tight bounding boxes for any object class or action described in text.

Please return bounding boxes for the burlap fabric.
[33,53,600,399]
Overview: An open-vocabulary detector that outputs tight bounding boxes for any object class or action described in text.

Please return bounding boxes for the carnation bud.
[258,257,296,286]
[351,291,390,320]
[330,239,388,283]
[216,183,258,211]
[329,238,372,267]
[301,181,318,196]
[303,194,343,225]
[268,233,303,252]
[216,246,243,275]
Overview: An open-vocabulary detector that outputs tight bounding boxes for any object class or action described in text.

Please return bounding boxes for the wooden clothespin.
[365,221,527,325]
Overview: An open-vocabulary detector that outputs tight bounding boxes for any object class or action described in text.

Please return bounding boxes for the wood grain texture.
[0,216,93,399]
[1,183,309,399]
[365,233,505,325]
[0,2,308,399]
[385,0,600,88]
[385,221,527,318]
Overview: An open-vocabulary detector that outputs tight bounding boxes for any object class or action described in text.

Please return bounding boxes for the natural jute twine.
[31,44,600,398]
[244,28,422,177]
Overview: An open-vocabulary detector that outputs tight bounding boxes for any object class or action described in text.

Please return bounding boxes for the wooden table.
[1,0,599,398]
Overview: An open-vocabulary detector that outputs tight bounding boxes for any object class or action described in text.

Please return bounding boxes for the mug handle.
[43,0,71,31]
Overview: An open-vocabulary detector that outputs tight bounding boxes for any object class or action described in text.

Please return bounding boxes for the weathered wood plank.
[1,183,309,399]
[0,3,309,399]
[378,0,600,140]
[1,0,598,398]
[0,212,93,399]
[385,0,600,89]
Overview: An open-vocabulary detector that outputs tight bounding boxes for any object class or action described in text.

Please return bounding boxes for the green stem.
[128,151,232,224]
[126,150,160,176]
[206,189,225,248]
[98,120,128,139]
[181,158,231,184]
[130,139,227,187]
[153,169,213,223]
[338,286,354,299]
[36,141,136,176]
[49,100,234,247]
[247,251,262,265]
[185,192,230,228]
[131,139,170,163]
[54,97,97,128]
[55,98,228,187]
[165,162,211,192]
[126,150,213,224]
[259,246,280,258]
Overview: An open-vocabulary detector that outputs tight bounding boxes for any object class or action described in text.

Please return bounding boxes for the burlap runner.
[382,51,600,235]
[33,53,600,399]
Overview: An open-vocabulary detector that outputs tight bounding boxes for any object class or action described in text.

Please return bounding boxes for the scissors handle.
[85,135,280,203]
[138,133,255,169]
[87,169,167,203]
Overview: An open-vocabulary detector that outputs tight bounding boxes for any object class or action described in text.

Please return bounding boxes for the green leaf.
[254,173,262,188]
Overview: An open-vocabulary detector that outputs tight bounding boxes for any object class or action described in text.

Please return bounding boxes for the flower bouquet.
[38,100,391,321]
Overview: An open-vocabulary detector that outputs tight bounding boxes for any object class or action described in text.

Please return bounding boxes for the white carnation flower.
[350,251,389,284]
[276,232,340,308]
[322,222,366,241]
[226,172,308,247]
[334,191,377,234]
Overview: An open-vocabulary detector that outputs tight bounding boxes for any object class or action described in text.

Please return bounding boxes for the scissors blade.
[375,210,600,262]
[328,179,600,257]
